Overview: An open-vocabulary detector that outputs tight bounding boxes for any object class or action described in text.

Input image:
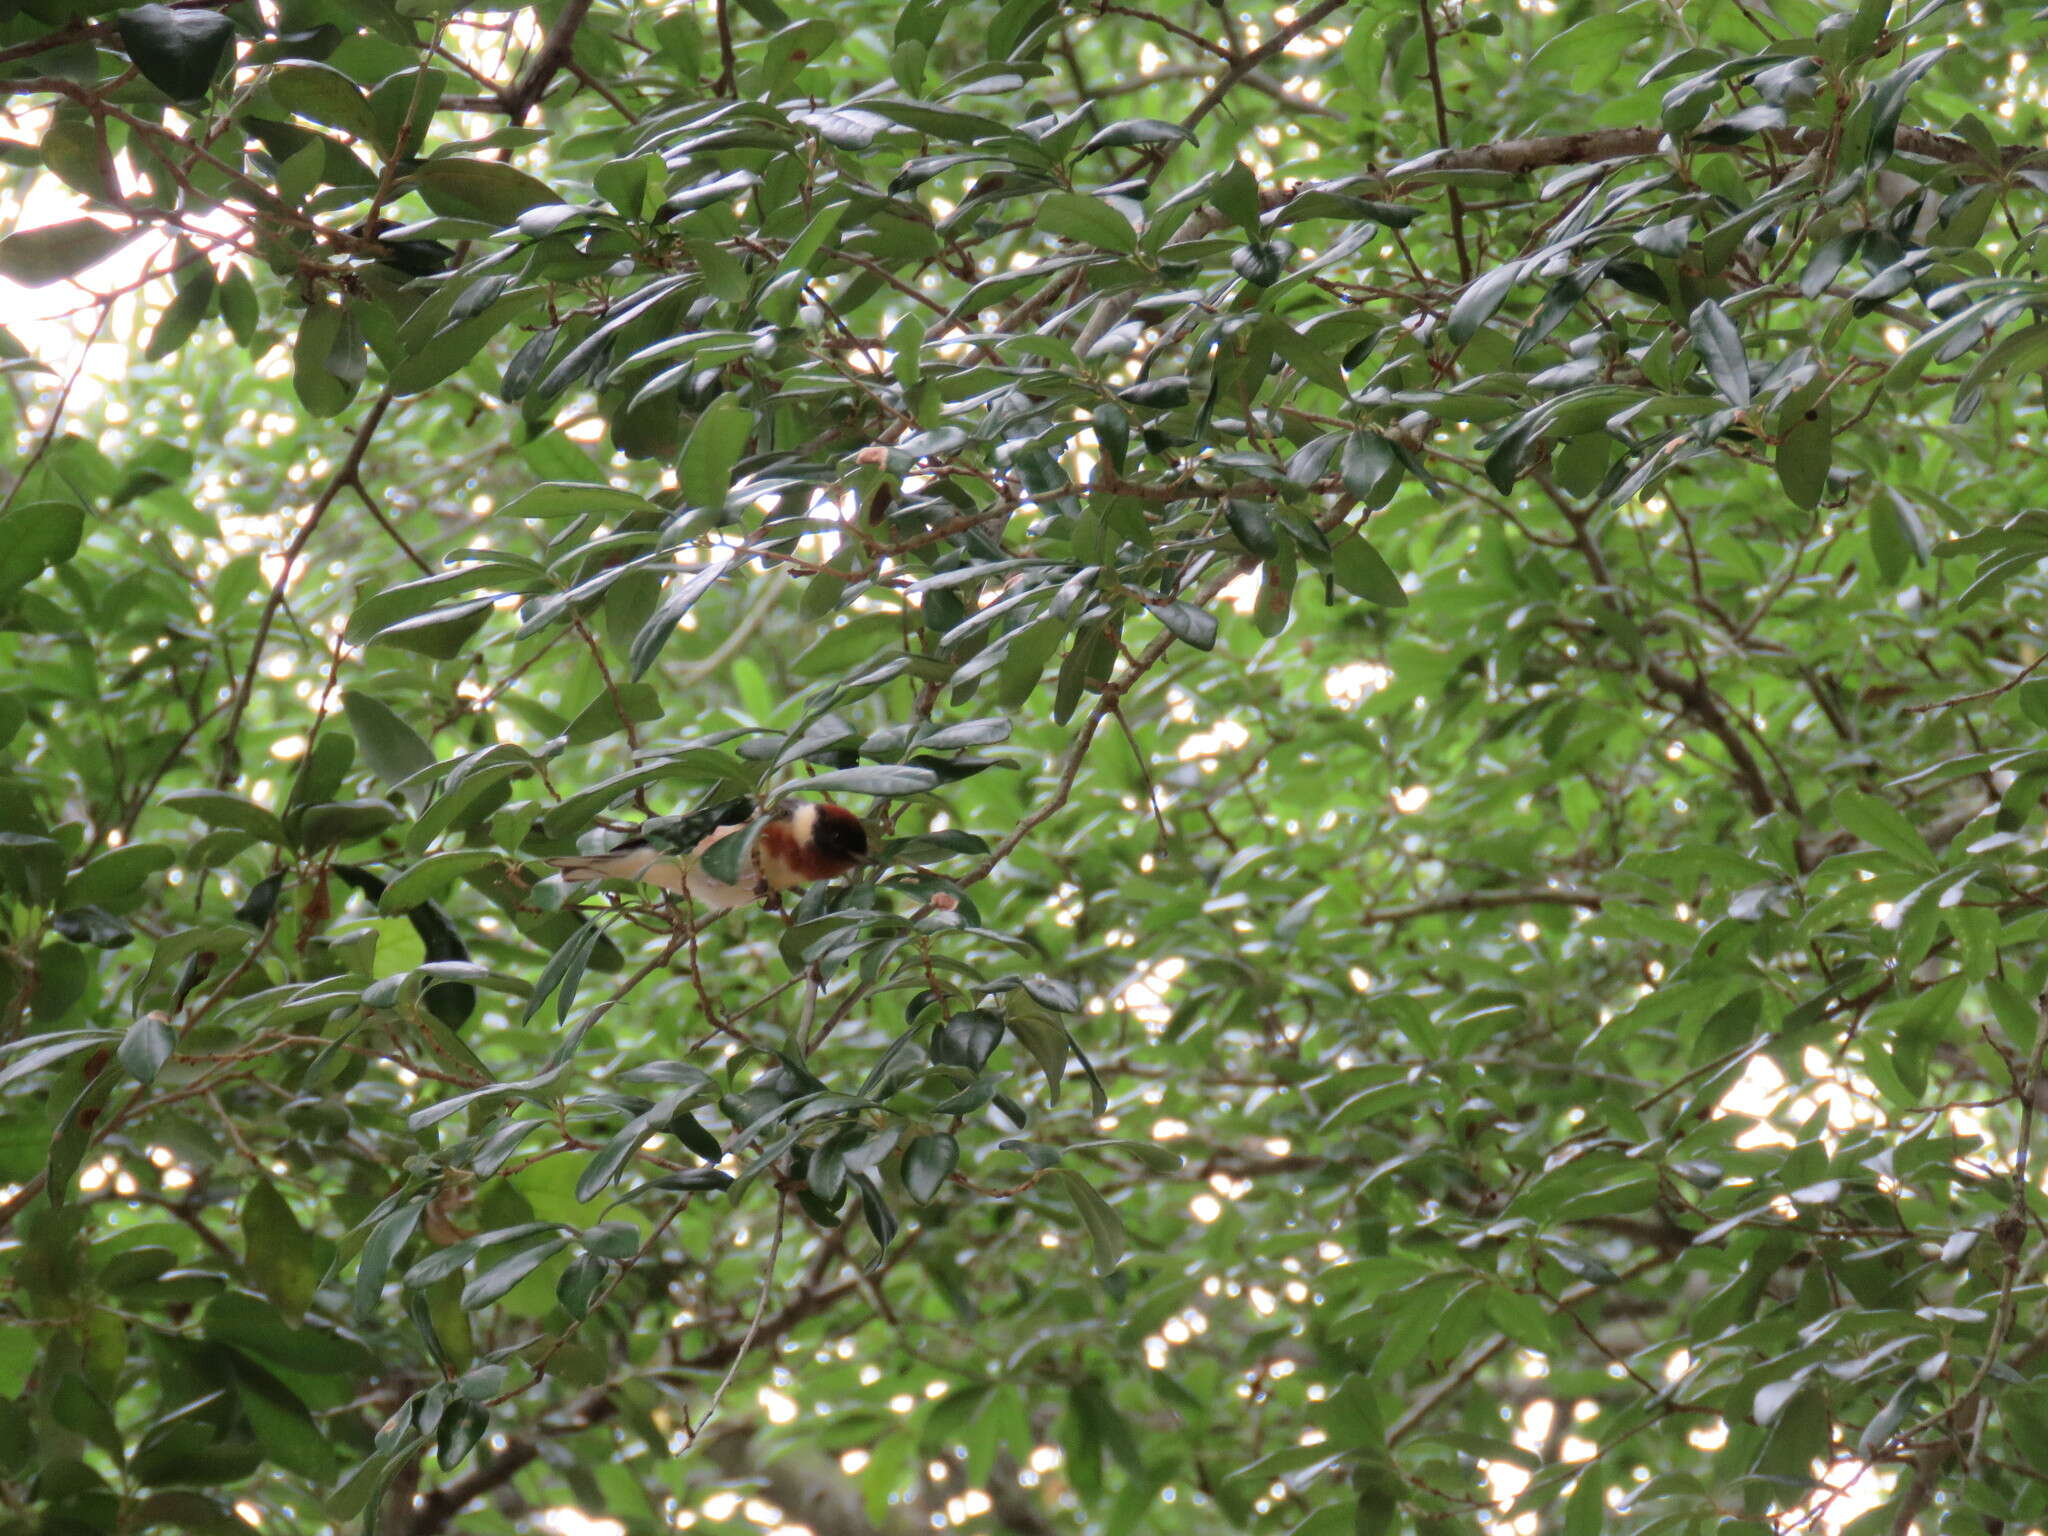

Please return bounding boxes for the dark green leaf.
[1077,118,1195,155]
[901,1133,958,1203]
[117,4,237,100]
[1688,299,1750,407]
[0,219,134,287]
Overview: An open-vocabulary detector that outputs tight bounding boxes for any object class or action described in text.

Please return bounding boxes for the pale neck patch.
[787,802,820,846]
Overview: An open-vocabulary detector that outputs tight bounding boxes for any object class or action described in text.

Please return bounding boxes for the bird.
[544,800,870,911]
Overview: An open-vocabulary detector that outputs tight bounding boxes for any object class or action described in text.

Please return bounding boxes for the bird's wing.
[679,821,763,910]
[544,823,762,909]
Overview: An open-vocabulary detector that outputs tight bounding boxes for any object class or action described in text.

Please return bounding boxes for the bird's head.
[802,802,870,872]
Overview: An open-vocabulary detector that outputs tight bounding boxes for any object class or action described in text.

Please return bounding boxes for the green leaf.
[352,1201,424,1321]
[1688,298,1750,408]
[1563,1464,1605,1536]
[1447,261,1526,346]
[1119,377,1192,409]
[1547,1245,1618,1284]
[1212,158,1260,231]
[1077,118,1195,155]
[52,1374,124,1465]
[1231,240,1292,287]
[161,789,287,844]
[0,1032,117,1095]
[343,690,436,796]
[362,596,498,660]
[1340,432,1401,507]
[242,1180,319,1323]
[1833,788,1936,869]
[51,905,131,949]
[460,1236,568,1308]
[1038,192,1136,254]
[1047,1168,1125,1274]
[411,156,561,223]
[680,395,751,512]
[1775,399,1833,510]
[264,62,378,142]
[0,501,85,598]
[293,300,366,419]
[792,764,940,797]
[62,842,174,908]
[145,258,216,361]
[524,919,604,1026]
[0,219,134,287]
[117,3,237,100]
[297,798,399,849]
[1331,534,1408,606]
[628,562,728,680]
[41,111,122,207]
[379,851,502,915]
[233,1365,336,1483]
[1864,50,1947,161]
[117,1013,174,1084]
[1152,599,1218,650]
[902,1133,958,1203]
[556,1251,610,1319]
[1225,499,1278,557]
[578,1113,662,1203]
[498,482,664,521]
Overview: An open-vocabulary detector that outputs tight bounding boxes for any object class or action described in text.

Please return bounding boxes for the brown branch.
[1392,122,2033,180]
[345,478,433,575]
[1881,996,2048,1532]
[500,0,595,121]
[407,1228,885,1536]
[405,1393,611,1536]
[216,387,396,785]
[714,0,737,94]
[1415,0,1472,281]
[1179,0,1349,132]
[1643,659,1777,816]
[1362,888,1607,924]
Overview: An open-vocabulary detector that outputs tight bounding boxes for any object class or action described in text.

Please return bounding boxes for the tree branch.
[1414,0,1472,280]
[500,0,595,121]
[1389,121,2031,180]
[1179,0,1348,131]
[1644,659,1777,817]
[1362,888,1607,924]
[216,387,396,786]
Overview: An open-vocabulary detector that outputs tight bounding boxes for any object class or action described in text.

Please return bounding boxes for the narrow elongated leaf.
[627,561,728,679]
[1447,261,1527,346]
[1078,118,1194,155]
[792,764,940,796]
[1834,788,1936,869]
[460,1236,569,1308]
[1688,299,1750,407]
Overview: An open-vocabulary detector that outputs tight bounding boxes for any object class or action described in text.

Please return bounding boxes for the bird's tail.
[545,852,646,884]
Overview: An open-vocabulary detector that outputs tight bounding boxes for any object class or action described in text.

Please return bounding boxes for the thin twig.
[685,1194,789,1445]
[1415,0,1472,280]
[216,388,396,784]
[1178,0,1348,132]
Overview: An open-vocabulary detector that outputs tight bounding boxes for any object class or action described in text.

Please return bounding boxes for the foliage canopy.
[4,2,2048,1535]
